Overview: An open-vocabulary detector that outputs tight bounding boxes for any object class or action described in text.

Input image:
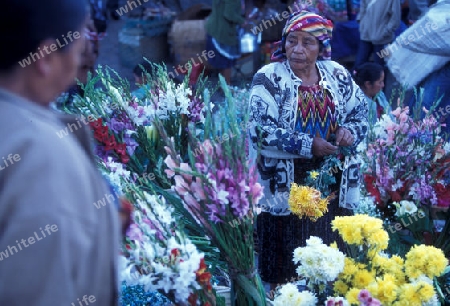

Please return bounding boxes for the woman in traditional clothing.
[249,10,368,288]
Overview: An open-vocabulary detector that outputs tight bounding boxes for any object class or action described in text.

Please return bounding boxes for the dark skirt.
[256,157,352,284]
[205,34,239,70]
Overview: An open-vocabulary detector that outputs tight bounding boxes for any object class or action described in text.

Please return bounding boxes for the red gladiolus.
[120,154,130,164]
[89,118,103,129]
[104,135,117,151]
[364,174,382,206]
[171,248,180,258]
[434,183,450,207]
[115,143,127,155]
[188,293,197,306]
[388,190,402,202]
[94,126,109,142]
[195,258,212,291]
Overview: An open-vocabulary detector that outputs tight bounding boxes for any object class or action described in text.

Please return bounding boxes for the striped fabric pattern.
[271,10,333,61]
[295,85,338,140]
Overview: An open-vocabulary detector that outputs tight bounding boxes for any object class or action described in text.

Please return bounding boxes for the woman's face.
[284,31,320,72]
[365,71,385,98]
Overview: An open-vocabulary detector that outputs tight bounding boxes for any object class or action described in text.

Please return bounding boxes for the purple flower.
[123,134,139,156]
[126,223,143,242]
[187,96,204,123]
[108,117,126,133]
[94,145,111,160]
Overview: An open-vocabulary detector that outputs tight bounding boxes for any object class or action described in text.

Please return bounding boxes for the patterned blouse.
[293,85,339,185]
[296,84,337,140]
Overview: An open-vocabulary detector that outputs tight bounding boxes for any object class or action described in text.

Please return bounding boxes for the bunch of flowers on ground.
[274,214,449,305]
[332,214,448,305]
[160,77,266,305]
[273,236,346,305]
[360,103,450,252]
[119,186,215,305]
[64,64,207,188]
[362,106,450,209]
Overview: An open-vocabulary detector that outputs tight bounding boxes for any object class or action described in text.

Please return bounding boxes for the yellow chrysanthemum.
[332,214,387,246]
[397,282,434,305]
[352,269,374,288]
[418,282,436,302]
[333,280,349,295]
[345,288,362,305]
[340,258,359,282]
[367,229,389,250]
[288,184,330,222]
[367,274,398,304]
[372,255,406,285]
[405,245,448,278]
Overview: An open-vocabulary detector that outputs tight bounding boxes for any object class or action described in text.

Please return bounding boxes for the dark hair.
[354,63,384,87]
[0,0,88,71]
[133,61,154,78]
[428,0,438,6]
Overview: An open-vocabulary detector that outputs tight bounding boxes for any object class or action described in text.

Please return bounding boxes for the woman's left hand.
[335,127,354,146]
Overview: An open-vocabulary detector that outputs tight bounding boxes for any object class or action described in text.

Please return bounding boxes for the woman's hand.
[312,137,338,157]
[335,127,354,147]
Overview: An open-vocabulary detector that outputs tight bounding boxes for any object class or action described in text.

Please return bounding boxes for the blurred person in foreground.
[387,0,450,135]
[249,10,368,288]
[53,3,101,112]
[0,0,119,305]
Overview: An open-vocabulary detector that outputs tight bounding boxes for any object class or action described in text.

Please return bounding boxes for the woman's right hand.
[312,137,337,157]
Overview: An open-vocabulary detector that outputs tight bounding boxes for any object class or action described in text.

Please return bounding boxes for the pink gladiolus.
[179,163,193,181]
[174,175,190,195]
[391,107,402,117]
[127,223,143,242]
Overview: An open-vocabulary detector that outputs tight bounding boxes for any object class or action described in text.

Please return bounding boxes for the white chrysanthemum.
[306,236,323,246]
[276,283,299,299]
[293,248,304,264]
[293,240,345,284]
[297,290,317,306]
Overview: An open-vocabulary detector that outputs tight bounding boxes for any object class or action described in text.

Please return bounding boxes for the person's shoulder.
[0,103,95,184]
[318,60,350,75]
[255,61,287,75]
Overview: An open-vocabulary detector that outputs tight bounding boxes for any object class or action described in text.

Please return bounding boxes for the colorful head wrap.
[271,10,333,61]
